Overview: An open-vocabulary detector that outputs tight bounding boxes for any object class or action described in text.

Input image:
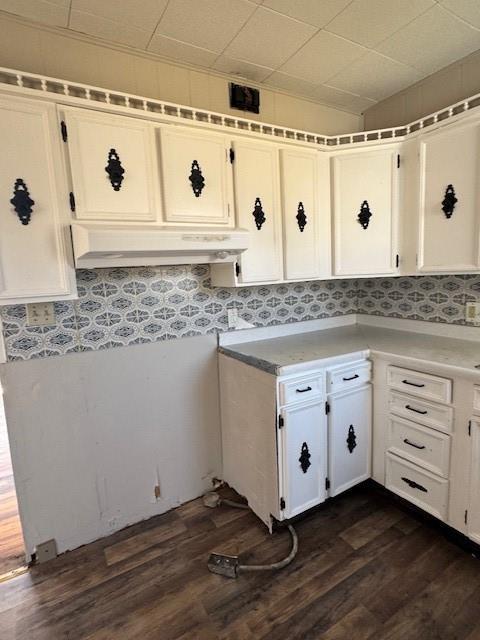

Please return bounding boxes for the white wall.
[0,13,362,136]
[364,49,480,130]
[0,334,221,556]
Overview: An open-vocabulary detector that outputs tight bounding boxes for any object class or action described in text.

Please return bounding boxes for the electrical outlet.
[466,302,480,325]
[26,302,56,326]
[227,308,239,328]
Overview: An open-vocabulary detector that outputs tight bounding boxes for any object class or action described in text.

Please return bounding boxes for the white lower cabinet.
[280,401,327,518]
[0,95,76,304]
[328,384,372,496]
[468,419,480,544]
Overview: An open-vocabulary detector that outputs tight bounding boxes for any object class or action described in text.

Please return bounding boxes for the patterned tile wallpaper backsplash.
[1,266,358,361]
[1,269,478,361]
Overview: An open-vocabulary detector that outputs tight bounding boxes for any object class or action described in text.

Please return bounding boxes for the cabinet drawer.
[386,453,449,521]
[387,416,451,478]
[327,361,371,394]
[387,366,452,404]
[388,390,453,433]
[279,373,325,406]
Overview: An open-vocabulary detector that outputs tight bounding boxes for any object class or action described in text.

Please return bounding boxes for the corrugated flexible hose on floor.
[203,492,298,578]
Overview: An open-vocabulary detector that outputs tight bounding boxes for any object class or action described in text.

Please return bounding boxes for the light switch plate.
[466,302,480,325]
[26,302,56,326]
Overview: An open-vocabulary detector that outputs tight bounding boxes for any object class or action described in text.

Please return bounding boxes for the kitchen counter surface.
[218,323,480,376]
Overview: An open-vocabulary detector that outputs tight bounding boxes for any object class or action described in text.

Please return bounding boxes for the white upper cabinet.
[233,139,283,284]
[0,96,76,304]
[62,107,161,223]
[417,120,480,272]
[280,148,331,281]
[332,147,399,277]
[279,400,327,518]
[159,127,233,226]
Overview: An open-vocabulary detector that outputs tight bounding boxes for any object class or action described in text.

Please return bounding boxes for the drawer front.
[327,360,371,394]
[474,386,480,415]
[388,390,453,433]
[387,416,451,478]
[387,366,452,404]
[386,453,449,521]
[279,373,324,406]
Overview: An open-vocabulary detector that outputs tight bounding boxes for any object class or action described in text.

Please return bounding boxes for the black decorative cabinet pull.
[252,197,266,230]
[10,178,34,225]
[357,200,372,229]
[105,148,125,191]
[296,201,307,232]
[189,159,205,197]
[347,425,357,453]
[441,184,457,219]
[299,442,311,473]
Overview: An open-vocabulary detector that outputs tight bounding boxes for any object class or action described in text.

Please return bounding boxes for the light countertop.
[218,324,480,376]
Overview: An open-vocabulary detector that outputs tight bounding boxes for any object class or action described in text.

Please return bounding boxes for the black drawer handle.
[402,379,425,388]
[343,374,359,381]
[296,386,312,393]
[401,476,428,493]
[403,438,426,450]
[405,404,427,415]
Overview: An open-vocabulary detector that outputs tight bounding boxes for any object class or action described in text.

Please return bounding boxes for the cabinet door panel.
[63,107,160,222]
[0,97,75,303]
[160,127,232,225]
[281,148,330,280]
[280,401,327,518]
[468,419,480,544]
[328,385,371,496]
[234,140,283,283]
[332,149,398,276]
[418,122,480,272]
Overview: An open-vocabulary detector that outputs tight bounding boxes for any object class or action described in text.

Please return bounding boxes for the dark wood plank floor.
[1,484,479,640]
[0,405,24,576]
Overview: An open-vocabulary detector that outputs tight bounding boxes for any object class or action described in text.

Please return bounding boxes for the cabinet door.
[159,127,233,226]
[328,385,371,496]
[418,121,480,272]
[0,97,75,304]
[279,401,327,518]
[468,419,480,544]
[332,148,399,276]
[281,148,330,280]
[234,140,283,283]
[62,107,160,222]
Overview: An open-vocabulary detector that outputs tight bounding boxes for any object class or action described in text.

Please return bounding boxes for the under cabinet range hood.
[71,224,249,268]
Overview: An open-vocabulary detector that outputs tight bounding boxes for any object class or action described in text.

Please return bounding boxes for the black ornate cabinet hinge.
[296,201,307,232]
[357,200,372,229]
[69,192,76,213]
[189,159,205,197]
[235,262,241,278]
[105,149,125,191]
[442,184,457,219]
[229,148,235,163]
[10,179,34,225]
[252,197,266,230]
[280,497,286,510]
[347,425,357,453]
[325,478,330,491]
[299,442,311,473]
[278,415,284,429]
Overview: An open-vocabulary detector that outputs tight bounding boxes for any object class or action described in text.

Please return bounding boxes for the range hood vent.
[71,224,249,269]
